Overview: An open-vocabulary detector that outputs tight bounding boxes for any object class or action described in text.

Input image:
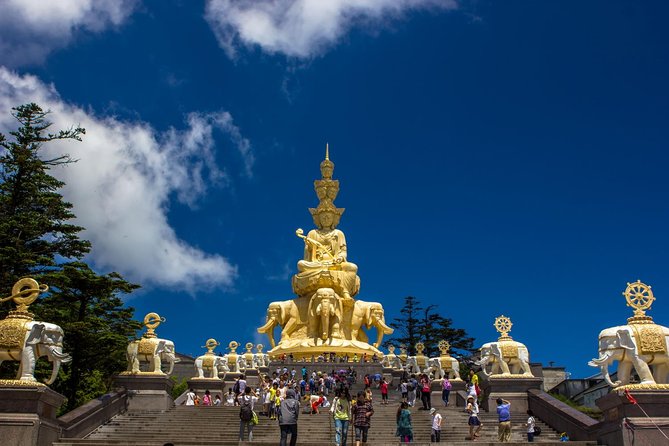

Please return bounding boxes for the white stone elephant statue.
[589,324,669,387]
[0,321,72,385]
[476,341,532,377]
[194,354,228,379]
[253,353,269,368]
[426,357,461,380]
[404,356,423,374]
[382,354,402,369]
[237,355,248,372]
[126,338,180,375]
[350,300,394,348]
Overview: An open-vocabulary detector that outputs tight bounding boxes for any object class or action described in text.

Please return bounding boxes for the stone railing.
[527,388,599,441]
[173,389,191,406]
[58,390,129,439]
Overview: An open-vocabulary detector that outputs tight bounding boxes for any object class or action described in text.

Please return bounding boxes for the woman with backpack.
[202,389,212,406]
[441,377,452,407]
[238,387,258,442]
[420,374,432,410]
[395,401,413,443]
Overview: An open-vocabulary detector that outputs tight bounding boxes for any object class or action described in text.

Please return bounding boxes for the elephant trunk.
[258,318,276,333]
[49,346,72,362]
[321,312,330,340]
[588,351,619,387]
[374,316,393,334]
[476,355,491,377]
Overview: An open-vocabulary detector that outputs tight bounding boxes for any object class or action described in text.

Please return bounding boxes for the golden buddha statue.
[293,148,360,301]
[258,145,392,359]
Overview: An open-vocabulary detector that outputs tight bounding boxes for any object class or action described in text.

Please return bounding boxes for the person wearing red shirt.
[380,378,389,405]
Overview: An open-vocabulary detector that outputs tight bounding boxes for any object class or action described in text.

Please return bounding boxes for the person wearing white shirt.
[430,408,442,442]
[526,409,536,442]
[185,389,196,406]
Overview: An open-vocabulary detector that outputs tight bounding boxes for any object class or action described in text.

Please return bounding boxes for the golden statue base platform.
[268,338,382,359]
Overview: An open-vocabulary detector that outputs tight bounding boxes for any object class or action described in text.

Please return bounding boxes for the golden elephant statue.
[257,298,304,348]
[350,300,394,348]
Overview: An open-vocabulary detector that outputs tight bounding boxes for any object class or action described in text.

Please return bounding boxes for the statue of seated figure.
[293,205,359,300]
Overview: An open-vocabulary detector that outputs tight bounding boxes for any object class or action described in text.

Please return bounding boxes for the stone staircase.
[53,388,598,445]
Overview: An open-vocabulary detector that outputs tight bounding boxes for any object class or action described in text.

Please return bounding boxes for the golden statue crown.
[308,145,345,228]
[320,143,334,178]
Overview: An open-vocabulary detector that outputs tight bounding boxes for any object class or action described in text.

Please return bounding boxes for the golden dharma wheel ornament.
[245,342,254,353]
[415,342,425,355]
[256,343,264,353]
[228,341,239,353]
[624,280,656,324]
[624,280,654,315]
[494,315,513,339]
[438,340,451,355]
[142,312,165,338]
[202,338,219,353]
[1,278,49,317]
[387,345,396,354]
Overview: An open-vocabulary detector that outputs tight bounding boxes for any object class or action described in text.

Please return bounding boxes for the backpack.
[534,426,541,436]
[240,398,253,421]
[233,380,241,394]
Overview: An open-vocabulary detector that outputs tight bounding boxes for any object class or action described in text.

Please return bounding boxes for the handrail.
[58,390,129,439]
[527,389,600,441]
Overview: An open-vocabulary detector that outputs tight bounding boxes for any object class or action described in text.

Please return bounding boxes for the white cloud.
[205,0,458,59]
[0,67,252,289]
[0,0,137,66]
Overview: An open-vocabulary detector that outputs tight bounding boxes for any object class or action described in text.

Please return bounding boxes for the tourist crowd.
[182,367,540,444]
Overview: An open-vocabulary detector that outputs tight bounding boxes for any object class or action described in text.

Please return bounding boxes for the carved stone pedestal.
[0,384,66,446]
[429,378,464,406]
[596,389,669,446]
[187,378,226,400]
[113,375,174,412]
[244,368,261,388]
[486,377,542,413]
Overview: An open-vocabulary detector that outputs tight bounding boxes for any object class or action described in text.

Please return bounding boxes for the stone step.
[56,442,596,446]
[70,387,568,446]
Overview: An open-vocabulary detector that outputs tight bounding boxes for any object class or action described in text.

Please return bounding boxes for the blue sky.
[0,0,667,379]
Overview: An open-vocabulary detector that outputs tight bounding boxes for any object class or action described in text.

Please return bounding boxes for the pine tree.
[0,103,89,298]
[38,262,141,411]
[384,295,422,355]
[384,296,475,357]
[0,104,140,410]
